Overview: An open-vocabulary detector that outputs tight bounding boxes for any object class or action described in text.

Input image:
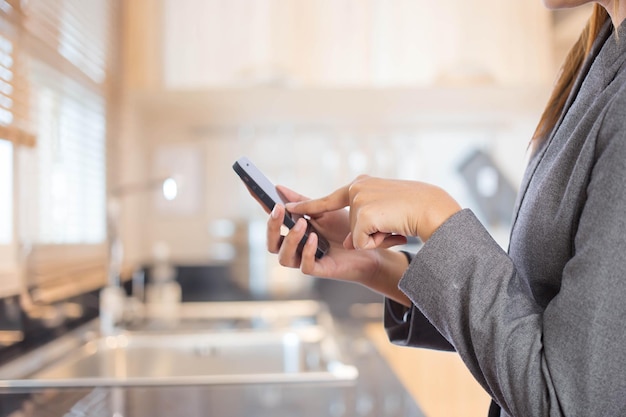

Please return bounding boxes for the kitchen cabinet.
[126,0,556,90]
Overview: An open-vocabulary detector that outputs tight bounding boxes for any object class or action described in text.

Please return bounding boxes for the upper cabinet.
[123,0,597,90]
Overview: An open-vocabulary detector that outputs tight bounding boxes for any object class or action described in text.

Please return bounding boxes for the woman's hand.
[267,186,385,281]
[285,175,462,250]
[267,185,411,305]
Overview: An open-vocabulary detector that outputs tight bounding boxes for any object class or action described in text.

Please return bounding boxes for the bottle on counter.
[145,242,182,328]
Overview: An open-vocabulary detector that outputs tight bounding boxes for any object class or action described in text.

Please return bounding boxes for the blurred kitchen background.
[0,1,594,416]
[0,0,594,301]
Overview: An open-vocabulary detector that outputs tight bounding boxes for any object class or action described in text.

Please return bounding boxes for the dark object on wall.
[457,149,517,228]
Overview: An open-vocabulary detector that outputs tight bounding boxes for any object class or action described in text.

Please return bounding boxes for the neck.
[600,0,626,27]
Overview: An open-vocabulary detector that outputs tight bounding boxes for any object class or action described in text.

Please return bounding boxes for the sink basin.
[125,300,324,333]
[0,301,357,388]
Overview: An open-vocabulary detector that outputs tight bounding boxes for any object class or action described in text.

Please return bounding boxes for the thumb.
[344,233,407,250]
[379,234,408,249]
[345,231,384,250]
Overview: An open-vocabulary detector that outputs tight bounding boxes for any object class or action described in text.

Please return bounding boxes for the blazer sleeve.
[399,92,626,417]
[384,250,454,352]
[384,298,455,352]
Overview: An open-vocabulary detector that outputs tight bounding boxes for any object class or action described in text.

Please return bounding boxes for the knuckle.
[349,176,370,194]
[301,263,312,275]
[278,255,295,268]
[348,182,361,199]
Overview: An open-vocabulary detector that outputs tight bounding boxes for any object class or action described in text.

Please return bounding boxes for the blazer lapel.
[508,19,614,246]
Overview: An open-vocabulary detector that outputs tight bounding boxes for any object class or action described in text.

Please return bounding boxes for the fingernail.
[271,205,279,219]
[295,218,305,231]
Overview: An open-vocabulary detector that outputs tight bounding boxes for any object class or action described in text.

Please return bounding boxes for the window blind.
[0,0,119,298]
[0,3,35,146]
[0,139,11,244]
[22,0,113,84]
[0,0,29,290]
[30,59,106,245]
[16,0,114,247]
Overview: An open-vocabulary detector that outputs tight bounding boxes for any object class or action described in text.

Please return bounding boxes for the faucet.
[0,289,23,348]
[100,176,178,335]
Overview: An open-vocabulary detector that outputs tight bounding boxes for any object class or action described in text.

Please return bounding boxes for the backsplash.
[116,87,546,268]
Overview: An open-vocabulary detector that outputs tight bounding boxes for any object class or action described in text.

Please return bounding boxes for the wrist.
[420,188,462,241]
[363,249,411,307]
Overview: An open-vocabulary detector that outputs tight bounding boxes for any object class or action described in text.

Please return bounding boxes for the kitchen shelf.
[130,86,549,131]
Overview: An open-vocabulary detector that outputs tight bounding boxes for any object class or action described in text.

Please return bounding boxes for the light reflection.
[162,177,178,201]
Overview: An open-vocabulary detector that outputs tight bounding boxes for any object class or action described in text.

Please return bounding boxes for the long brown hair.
[532,5,611,146]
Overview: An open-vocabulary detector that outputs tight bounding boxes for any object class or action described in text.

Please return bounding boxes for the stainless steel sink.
[126,300,324,333]
[0,301,357,388]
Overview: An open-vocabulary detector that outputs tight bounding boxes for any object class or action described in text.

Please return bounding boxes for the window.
[31,61,106,244]
[0,8,34,146]
[0,139,11,244]
[0,0,119,298]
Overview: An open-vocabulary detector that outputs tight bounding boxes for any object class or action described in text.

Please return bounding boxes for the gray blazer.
[385,19,626,417]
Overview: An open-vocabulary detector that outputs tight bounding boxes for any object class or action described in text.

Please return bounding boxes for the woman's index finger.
[286,185,351,215]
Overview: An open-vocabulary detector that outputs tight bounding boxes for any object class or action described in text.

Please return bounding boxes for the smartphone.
[233,156,330,259]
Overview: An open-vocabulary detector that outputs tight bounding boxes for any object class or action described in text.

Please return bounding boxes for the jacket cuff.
[384,297,455,351]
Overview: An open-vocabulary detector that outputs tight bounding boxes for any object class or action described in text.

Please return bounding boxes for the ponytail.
[532,5,611,147]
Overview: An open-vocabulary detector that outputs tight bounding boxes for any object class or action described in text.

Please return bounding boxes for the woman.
[265,1,626,416]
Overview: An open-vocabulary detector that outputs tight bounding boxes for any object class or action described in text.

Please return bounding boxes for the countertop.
[0,319,425,417]
[0,279,491,417]
[0,320,491,417]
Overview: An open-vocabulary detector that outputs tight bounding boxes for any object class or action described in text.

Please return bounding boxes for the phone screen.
[233,157,330,259]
